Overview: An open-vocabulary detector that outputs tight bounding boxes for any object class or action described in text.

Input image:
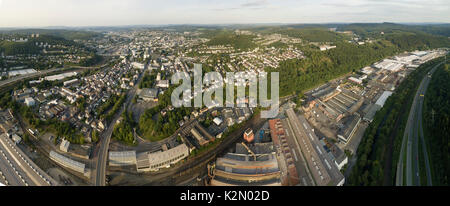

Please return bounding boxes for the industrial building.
[136,144,189,172]
[190,124,215,147]
[337,115,362,144]
[109,151,137,166]
[210,143,281,186]
[269,119,300,186]
[49,151,86,175]
[375,91,393,107]
[317,88,363,122]
[8,69,37,77]
[363,104,382,122]
[138,88,159,102]
[63,79,80,87]
[45,72,78,81]
[286,109,345,186]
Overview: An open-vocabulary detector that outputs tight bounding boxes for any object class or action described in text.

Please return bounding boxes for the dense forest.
[0,34,90,56]
[0,40,41,55]
[347,58,445,186]
[338,23,450,38]
[207,32,257,51]
[0,29,101,40]
[423,63,450,185]
[275,27,348,42]
[385,32,450,51]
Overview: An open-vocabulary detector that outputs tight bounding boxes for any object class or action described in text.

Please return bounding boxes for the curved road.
[94,64,146,186]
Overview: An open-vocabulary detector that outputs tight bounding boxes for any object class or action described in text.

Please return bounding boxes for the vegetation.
[207,32,257,51]
[0,40,41,55]
[103,94,127,124]
[347,58,444,186]
[338,22,450,38]
[385,33,450,51]
[79,53,103,67]
[0,29,101,40]
[112,110,137,146]
[13,102,84,144]
[97,94,123,117]
[267,40,399,97]
[138,85,193,142]
[422,62,450,185]
[92,130,100,143]
[277,27,347,42]
[139,70,157,89]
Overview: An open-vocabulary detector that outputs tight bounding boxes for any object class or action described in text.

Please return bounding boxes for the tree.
[92,130,99,143]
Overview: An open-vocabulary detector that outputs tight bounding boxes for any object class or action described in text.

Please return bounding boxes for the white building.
[109,151,137,166]
[60,139,70,153]
[375,91,393,107]
[156,80,169,88]
[24,97,36,107]
[12,134,22,144]
[213,117,223,126]
[137,144,189,172]
[49,151,86,174]
[132,62,145,70]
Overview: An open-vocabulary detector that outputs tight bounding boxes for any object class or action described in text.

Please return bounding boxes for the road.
[94,63,146,186]
[396,62,442,186]
[0,134,56,186]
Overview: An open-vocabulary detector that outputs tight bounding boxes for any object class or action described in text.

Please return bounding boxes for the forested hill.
[337,23,450,38]
[422,63,450,185]
[0,34,85,55]
[267,40,400,97]
[264,23,450,97]
[0,29,101,40]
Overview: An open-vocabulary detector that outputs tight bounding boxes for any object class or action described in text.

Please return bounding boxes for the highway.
[396,62,443,186]
[94,63,146,186]
[0,133,56,186]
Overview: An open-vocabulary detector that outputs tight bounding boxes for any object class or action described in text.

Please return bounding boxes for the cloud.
[0,0,448,27]
[211,0,269,11]
[241,0,268,8]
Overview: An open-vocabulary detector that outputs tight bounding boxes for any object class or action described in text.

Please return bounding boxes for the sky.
[0,0,449,27]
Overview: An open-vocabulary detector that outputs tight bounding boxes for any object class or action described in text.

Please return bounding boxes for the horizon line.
[1,22,449,30]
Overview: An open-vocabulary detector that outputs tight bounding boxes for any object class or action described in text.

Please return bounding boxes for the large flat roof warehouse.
[137,144,189,172]
[49,150,86,174]
[375,91,393,107]
[45,72,78,81]
[8,69,37,77]
[139,88,159,99]
[109,151,137,166]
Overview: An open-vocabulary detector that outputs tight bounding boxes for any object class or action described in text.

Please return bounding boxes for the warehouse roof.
[375,91,393,107]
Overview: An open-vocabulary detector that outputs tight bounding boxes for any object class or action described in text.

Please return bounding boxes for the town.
[0,26,448,187]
